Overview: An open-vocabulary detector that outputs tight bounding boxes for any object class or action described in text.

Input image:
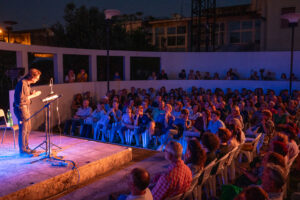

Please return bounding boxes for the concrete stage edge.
[0,131,132,200]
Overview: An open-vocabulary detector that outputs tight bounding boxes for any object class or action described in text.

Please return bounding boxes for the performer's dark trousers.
[14,104,31,153]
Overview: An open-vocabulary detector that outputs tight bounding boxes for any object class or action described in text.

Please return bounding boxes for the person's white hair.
[166,141,183,160]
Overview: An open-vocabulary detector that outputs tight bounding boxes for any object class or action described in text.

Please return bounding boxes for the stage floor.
[0,131,132,199]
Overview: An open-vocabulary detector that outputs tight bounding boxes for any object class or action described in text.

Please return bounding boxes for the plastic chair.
[182,171,202,199]
[239,133,262,163]
[194,159,217,200]
[222,146,238,184]
[125,129,134,145]
[0,109,18,148]
[141,130,150,148]
[207,153,230,197]
[229,144,243,181]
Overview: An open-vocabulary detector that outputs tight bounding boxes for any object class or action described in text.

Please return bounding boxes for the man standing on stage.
[14,68,42,155]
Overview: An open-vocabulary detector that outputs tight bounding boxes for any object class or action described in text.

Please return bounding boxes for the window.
[242,21,253,29]
[177,26,186,34]
[167,27,176,34]
[230,32,240,44]
[177,36,185,45]
[241,32,252,43]
[155,27,164,35]
[229,21,240,31]
[167,36,176,46]
[281,7,295,28]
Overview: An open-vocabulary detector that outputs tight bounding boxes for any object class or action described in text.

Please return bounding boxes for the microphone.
[49,78,54,94]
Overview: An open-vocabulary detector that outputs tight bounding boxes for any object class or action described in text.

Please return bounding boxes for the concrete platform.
[0,131,132,200]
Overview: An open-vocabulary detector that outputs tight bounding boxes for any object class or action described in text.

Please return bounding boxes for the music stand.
[28,94,63,164]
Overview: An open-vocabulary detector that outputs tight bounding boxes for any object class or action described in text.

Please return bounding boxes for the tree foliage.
[51,3,155,51]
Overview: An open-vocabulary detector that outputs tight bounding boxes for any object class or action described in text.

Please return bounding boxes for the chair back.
[233,143,243,159]
[199,159,216,186]
[226,146,238,167]
[214,153,230,175]
[252,133,262,154]
[182,171,202,199]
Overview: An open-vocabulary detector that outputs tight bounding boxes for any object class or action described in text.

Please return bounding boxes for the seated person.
[117,168,153,200]
[184,138,206,176]
[201,132,220,166]
[151,141,192,200]
[71,93,82,116]
[168,109,192,139]
[81,102,106,139]
[64,99,92,136]
[228,118,246,147]
[261,164,286,200]
[107,101,122,142]
[76,69,88,82]
[206,110,225,134]
[236,152,286,188]
[234,186,268,200]
[133,106,152,147]
[65,69,75,83]
[118,107,135,144]
[225,105,244,129]
[154,104,174,137]
[217,128,234,158]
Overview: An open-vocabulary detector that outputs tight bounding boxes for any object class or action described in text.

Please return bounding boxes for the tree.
[51,3,155,51]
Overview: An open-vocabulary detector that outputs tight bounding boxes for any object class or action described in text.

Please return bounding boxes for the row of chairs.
[165,133,265,200]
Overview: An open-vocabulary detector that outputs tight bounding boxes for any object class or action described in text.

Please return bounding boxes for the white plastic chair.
[229,144,243,181]
[182,171,202,199]
[0,109,18,148]
[194,159,217,200]
[125,129,134,145]
[141,130,150,148]
[207,153,230,197]
[222,146,238,184]
[239,133,262,163]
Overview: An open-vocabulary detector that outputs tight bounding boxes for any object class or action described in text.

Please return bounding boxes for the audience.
[63,85,299,199]
[184,138,206,176]
[64,99,92,136]
[158,70,168,80]
[65,69,76,83]
[118,168,153,200]
[151,141,192,200]
[77,69,88,82]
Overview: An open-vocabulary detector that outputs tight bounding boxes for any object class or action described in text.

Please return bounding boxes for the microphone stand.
[28,92,63,164]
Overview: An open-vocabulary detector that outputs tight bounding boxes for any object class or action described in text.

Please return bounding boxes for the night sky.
[0,0,251,30]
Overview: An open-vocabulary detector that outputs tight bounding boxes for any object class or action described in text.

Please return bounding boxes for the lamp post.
[104,9,121,93]
[281,13,300,96]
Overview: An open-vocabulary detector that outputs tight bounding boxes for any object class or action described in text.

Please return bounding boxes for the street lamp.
[281,13,300,96]
[0,28,3,41]
[104,9,121,93]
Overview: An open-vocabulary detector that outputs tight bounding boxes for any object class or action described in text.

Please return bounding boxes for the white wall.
[9,80,300,130]
[160,51,300,80]
[1,42,300,83]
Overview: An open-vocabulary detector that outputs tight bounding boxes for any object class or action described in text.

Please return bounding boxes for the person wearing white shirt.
[63,99,92,136]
